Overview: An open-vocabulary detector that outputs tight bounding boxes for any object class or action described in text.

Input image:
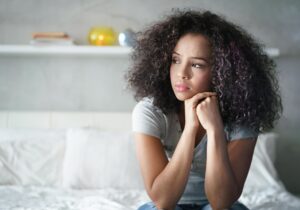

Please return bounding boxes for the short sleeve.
[132,99,166,140]
[225,124,259,141]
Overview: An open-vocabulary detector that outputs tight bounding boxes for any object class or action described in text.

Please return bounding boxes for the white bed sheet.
[0,185,149,210]
[0,185,300,210]
[239,186,300,210]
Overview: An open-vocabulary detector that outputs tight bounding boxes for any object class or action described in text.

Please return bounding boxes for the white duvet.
[0,186,149,210]
[0,129,300,210]
[0,185,299,210]
[239,186,300,210]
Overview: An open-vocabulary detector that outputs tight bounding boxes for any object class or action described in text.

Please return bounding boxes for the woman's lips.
[175,83,189,92]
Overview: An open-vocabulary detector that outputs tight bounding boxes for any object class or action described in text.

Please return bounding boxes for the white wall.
[0,0,300,194]
[0,56,133,111]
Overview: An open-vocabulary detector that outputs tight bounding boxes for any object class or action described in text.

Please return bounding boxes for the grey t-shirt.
[132,98,258,204]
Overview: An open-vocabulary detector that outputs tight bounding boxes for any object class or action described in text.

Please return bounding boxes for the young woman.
[127,10,282,210]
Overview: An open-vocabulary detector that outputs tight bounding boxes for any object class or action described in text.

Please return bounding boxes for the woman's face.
[170,33,212,101]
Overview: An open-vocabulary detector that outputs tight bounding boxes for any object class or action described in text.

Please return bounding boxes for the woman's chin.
[174,93,192,101]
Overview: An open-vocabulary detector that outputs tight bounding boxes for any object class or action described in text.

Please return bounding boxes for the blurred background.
[0,0,299,195]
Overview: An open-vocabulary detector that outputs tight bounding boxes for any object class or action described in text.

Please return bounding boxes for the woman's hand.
[184,92,217,131]
[196,94,223,132]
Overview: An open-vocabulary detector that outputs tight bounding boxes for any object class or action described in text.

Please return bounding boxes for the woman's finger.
[191,92,216,106]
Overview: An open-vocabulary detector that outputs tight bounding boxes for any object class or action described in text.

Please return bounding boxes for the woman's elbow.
[208,192,241,210]
[152,200,175,210]
[147,189,175,210]
[145,180,179,210]
[148,192,175,210]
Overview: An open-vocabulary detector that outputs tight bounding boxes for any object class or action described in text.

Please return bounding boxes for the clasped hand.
[184,92,223,132]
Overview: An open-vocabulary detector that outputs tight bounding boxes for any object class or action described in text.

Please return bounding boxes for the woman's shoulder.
[224,124,259,141]
[133,97,164,116]
[132,97,167,140]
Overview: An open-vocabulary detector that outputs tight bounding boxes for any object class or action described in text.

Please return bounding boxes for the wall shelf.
[0,45,132,57]
[0,45,280,58]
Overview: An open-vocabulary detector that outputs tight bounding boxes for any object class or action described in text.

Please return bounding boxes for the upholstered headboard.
[0,111,132,131]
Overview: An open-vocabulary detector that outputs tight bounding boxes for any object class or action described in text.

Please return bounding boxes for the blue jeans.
[137,201,249,210]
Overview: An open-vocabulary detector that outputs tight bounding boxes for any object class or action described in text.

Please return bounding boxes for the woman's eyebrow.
[172,51,209,63]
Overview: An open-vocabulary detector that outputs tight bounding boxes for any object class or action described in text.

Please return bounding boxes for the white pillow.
[242,132,285,192]
[0,128,66,186]
[62,128,143,189]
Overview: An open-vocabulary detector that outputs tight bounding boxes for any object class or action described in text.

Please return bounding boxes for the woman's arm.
[204,128,257,210]
[135,92,216,210]
[196,95,257,210]
[135,127,196,210]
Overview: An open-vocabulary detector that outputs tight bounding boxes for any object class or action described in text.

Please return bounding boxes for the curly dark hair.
[126,9,282,133]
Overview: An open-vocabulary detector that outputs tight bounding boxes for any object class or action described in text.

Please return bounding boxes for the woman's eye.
[172,58,180,64]
[192,63,205,69]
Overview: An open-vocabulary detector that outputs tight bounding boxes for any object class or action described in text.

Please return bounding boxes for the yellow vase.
[88,27,117,46]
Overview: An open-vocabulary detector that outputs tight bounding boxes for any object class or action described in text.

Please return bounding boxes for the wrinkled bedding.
[0,185,300,210]
[239,186,300,210]
[0,186,149,210]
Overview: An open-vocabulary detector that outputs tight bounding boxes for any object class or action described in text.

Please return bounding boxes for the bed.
[0,111,299,210]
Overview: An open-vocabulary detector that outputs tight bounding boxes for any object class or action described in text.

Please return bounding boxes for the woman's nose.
[177,65,190,79]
